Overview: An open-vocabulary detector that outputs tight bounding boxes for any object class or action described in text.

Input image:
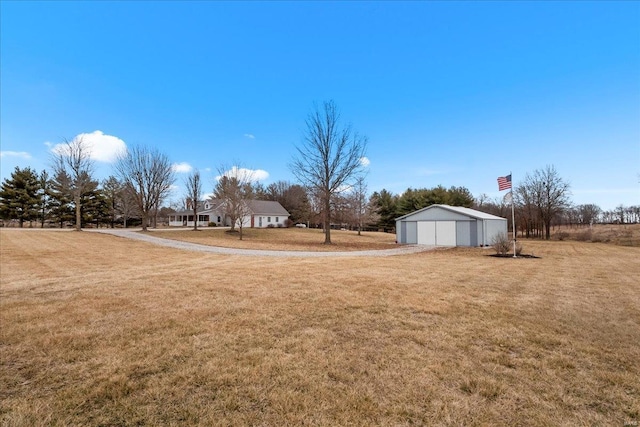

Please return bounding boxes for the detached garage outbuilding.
[396,204,507,247]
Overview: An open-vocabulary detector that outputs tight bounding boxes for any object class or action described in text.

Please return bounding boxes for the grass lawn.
[549,223,640,246]
[1,230,639,426]
[145,227,398,251]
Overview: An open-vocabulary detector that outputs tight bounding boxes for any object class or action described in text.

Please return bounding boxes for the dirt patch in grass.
[144,227,398,252]
[1,231,639,425]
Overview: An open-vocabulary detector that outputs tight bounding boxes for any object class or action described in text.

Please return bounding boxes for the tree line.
[1,102,636,243]
[0,139,175,231]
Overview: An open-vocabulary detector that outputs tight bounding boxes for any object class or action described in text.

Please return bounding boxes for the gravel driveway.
[89,228,433,257]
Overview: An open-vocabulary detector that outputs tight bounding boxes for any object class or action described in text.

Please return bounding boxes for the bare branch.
[50,137,95,231]
[115,145,175,231]
[290,100,367,244]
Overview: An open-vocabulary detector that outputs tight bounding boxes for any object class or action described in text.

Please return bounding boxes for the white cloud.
[244,134,255,139]
[216,166,269,182]
[172,162,193,173]
[0,151,31,159]
[360,156,370,167]
[50,130,126,163]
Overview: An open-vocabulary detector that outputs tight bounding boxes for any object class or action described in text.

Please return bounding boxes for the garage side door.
[417,221,436,245]
[436,221,456,246]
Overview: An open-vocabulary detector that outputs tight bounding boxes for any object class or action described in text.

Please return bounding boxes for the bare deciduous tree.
[51,137,95,231]
[518,165,571,240]
[184,170,202,231]
[350,175,368,235]
[290,100,367,244]
[115,145,175,231]
[214,165,254,240]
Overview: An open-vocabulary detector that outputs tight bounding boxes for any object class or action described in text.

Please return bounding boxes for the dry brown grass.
[145,227,398,251]
[550,223,640,246]
[1,229,639,426]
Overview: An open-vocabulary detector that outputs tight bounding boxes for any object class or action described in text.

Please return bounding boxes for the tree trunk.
[141,213,148,231]
[545,220,551,240]
[75,194,82,231]
[324,193,331,244]
[193,209,198,231]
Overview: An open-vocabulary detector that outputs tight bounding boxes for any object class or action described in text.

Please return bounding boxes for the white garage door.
[417,221,436,245]
[416,221,457,246]
[435,221,456,246]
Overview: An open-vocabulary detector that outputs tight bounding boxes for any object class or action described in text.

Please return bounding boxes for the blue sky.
[1,1,638,210]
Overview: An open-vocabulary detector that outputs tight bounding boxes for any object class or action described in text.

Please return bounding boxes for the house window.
[217,216,221,223]
[268,217,271,222]
[276,217,279,222]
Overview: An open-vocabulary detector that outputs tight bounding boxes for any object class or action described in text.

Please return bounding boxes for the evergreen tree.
[371,189,398,229]
[49,170,75,227]
[102,176,125,228]
[81,181,109,227]
[0,166,40,227]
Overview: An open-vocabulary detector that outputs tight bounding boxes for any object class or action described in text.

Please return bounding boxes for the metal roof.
[396,204,507,221]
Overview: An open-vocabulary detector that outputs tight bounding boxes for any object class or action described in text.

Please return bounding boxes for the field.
[549,223,640,247]
[1,230,639,426]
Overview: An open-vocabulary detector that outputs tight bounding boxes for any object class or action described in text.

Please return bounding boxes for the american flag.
[497,174,512,191]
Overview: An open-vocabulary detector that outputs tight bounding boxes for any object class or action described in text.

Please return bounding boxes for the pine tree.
[0,167,40,227]
[49,170,75,228]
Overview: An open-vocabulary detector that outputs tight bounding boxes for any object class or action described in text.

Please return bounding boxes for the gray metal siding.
[469,221,478,246]
[396,220,405,244]
[485,219,508,244]
[456,221,471,246]
[406,221,417,244]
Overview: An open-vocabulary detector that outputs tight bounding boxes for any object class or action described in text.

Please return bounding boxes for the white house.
[168,199,290,228]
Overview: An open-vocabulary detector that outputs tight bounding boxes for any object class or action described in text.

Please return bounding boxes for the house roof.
[173,199,224,215]
[396,204,506,221]
[246,200,290,216]
[173,199,290,217]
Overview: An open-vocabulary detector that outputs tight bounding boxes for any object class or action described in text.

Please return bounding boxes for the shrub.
[555,231,569,241]
[491,233,510,255]
[284,218,294,228]
[267,224,275,228]
[208,222,217,227]
[515,241,523,256]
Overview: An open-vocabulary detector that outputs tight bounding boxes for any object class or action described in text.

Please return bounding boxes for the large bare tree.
[290,101,367,244]
[184,169,202,231]
[214,165,255,240]
[115,145,175,231]
[517,165,571,240]
[51,137,95,231]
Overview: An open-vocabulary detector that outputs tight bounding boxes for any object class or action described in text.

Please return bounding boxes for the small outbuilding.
[396,204,507,247]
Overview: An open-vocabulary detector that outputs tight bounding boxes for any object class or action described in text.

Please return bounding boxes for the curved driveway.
[89,228,433,257]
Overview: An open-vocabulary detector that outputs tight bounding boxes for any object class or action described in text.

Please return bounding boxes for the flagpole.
[511,171,516,258]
